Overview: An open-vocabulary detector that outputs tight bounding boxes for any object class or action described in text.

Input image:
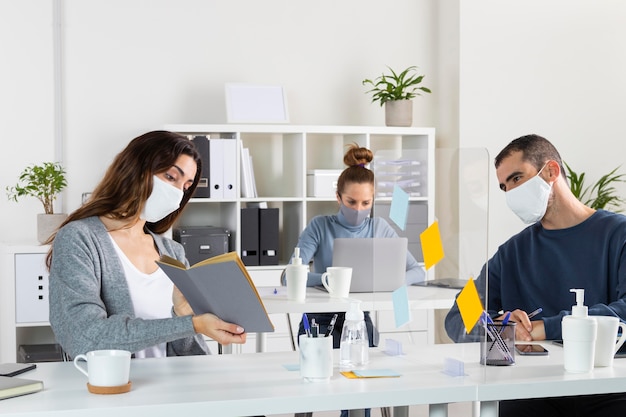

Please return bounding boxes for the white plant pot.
[37,213,68,244]
[385,100,413,127]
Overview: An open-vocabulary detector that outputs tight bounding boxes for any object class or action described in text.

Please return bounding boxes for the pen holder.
[299,334,333,382]
[480,321,516,366]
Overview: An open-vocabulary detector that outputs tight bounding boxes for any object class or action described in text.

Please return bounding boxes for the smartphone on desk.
[515,344,549,355]
[0,363,37,377]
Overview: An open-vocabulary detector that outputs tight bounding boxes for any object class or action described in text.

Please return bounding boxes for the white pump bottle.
[562,288,597,373]
[285,247,308,302]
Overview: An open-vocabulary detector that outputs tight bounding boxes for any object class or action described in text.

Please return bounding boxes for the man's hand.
[498,309,546,342]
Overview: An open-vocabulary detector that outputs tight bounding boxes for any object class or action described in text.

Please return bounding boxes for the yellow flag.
[419,221,445,270]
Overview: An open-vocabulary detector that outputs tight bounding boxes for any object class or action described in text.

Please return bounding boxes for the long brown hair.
[45,130,201,268]
[336,143,375,197]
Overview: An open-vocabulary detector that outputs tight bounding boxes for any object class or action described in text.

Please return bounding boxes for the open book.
[157,252,274,333]
[0,376,43,401]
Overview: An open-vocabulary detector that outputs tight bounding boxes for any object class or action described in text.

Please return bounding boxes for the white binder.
[209,139,224,198]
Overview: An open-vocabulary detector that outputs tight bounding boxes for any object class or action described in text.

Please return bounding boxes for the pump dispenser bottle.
[562,288,597,373]
[339,301,369,367]
[285,247,307,302]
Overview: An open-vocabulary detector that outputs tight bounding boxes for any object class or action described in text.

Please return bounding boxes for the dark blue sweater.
[445,209,626,342]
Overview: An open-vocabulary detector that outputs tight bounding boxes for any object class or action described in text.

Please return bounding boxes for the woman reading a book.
[46,131,246,359]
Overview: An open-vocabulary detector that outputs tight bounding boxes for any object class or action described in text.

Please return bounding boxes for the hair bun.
[344,143,373,167]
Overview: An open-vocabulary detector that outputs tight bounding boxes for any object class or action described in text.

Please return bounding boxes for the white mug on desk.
[321,266,352,298]
[73,349,131,388]
[593,316,626,367]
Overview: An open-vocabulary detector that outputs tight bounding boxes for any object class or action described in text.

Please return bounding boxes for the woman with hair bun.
[288,143,424,416]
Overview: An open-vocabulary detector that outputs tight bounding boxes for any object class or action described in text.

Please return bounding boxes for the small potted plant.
[6,162,68,243]
[362,65,432,127]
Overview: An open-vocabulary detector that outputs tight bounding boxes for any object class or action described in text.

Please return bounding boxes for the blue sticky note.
[283,364,300,371]
[389,185,409,231]
[392,285,411,328]
[353,369,401,378]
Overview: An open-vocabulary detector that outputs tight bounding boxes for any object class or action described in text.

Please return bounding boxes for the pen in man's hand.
[325,313,338,337]
[527,308,543,319]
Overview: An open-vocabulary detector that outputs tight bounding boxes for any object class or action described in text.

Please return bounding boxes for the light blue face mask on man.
[339,203,371,227]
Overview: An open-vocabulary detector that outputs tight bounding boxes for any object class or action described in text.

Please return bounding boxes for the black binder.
[259,208,279,265]
[191,135,210,198]
[240,207,260,266]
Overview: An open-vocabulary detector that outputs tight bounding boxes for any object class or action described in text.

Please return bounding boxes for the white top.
[109,235,172,358]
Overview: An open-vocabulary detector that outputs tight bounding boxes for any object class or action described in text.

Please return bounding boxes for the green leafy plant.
[565,161,626,212]
[6,162,67,214]
[362,65,432,106]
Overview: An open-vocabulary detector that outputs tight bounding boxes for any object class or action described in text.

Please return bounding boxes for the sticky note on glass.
[456,278,484,334]
[392,285,411,328]
[389,185,409,230]
[420,221,444,270]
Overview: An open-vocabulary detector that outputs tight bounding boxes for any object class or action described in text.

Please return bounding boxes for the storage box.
[173,226,231,265]
[307,170,342,197]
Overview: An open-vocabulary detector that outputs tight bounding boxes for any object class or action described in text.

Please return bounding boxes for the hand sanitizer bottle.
[339,301,369,368]
[562,288,597,373]
[285,248,307,302]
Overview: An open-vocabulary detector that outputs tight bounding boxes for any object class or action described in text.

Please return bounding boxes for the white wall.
[459,0,626,255]
[2,0,625,259]
[1,0,438,242]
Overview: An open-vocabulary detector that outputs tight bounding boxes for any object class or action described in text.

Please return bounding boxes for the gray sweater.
[49,216,208,358]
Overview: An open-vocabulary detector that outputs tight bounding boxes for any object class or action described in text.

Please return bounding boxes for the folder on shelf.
[240,207,260,266]
[157,252,274,333]
[222,139,237,199]
[0,376,43,401]
[259,208,279,265]
[209,138,224,198]
[191,135,210,198]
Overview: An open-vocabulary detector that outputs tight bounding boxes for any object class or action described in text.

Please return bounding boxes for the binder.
[240,207,260,266]
[259,208,279,265]
[191,135,210,198]
[222,139,237,198]
[209,138,224,198]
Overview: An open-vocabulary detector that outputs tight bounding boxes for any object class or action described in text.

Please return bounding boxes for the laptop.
[331,237,408,292]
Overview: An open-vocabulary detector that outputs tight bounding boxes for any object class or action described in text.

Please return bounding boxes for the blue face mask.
[339,203,371,227]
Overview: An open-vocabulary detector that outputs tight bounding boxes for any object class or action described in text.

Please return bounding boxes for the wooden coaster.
[87,381,132,394]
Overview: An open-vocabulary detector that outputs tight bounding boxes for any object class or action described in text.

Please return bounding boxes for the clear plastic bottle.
[339,301,369,367]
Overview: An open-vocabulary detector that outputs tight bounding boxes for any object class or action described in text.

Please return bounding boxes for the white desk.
[3,343,626,417]
[256,285,458,352]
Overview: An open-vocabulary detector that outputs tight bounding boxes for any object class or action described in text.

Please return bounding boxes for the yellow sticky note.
[456,278,484,334]
[419,221,445,270]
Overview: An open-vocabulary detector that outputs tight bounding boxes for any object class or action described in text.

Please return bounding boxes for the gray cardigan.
[49,216,208,358]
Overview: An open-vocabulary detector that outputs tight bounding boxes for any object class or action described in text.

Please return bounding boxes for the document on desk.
[0,376,43,401]
[157,252,274,333]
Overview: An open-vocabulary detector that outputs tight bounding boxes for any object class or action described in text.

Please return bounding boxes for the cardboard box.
[307,170,342,197]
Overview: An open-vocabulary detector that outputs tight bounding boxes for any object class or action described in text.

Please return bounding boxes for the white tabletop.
[3,342,626,417]
[259,285,458,314]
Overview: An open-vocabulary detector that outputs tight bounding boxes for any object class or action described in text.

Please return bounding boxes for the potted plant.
[565,162,625,212]
[362,65,432,127]
[6,162,68,243]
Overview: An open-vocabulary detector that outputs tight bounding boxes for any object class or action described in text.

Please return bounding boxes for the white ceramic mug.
[73,349,131,387]
[321,267,352,298]
[593,316,626,367]
[299,334,333,382]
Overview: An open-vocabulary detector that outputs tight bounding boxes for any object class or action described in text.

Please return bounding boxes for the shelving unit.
[164,124,436,285]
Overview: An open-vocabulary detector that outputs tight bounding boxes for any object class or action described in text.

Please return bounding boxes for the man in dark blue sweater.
[445,134,626,416]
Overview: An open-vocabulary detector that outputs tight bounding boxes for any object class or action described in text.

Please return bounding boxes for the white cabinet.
[164,124,436,283]
[0,244,56,363]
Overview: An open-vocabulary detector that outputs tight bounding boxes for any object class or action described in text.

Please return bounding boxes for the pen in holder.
[480,319,516,366]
